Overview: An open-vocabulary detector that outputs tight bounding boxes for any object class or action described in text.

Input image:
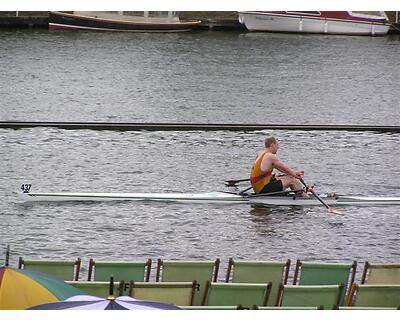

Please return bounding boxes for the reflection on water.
[249,205,311,236]
[250,205,305,216]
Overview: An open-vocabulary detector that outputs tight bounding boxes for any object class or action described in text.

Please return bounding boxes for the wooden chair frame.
[128,280,197,306]
[225,258,291,284]
[293,259,357,285]
[155,258,220,282]
[201,280,272,307]
[66,279,125,297]
[225,258,290,306]
[345,283,400,307]
[18,257,81,281]
[87,258,152,282]
[277,284,344,309]
[292,259,356,305]
[361,261,400,284]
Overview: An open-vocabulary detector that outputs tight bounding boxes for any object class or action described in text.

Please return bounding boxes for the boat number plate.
[21,184,32,193]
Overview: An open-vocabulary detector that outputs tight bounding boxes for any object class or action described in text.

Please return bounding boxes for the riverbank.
[0,11,399,33]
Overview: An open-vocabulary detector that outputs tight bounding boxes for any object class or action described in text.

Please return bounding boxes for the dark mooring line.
[0,121,399,133]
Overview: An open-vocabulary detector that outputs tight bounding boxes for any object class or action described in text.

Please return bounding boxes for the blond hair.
[264,136,277,148]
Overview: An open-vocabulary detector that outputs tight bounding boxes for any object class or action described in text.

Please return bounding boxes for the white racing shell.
[19,191,400,206]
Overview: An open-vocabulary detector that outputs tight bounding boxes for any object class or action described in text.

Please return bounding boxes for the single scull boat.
[19,185,400,206]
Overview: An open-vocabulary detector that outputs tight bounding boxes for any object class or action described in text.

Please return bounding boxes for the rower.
[250,136,308,196]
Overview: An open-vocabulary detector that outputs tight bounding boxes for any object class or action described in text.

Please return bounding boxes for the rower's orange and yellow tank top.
[250,150,273,193]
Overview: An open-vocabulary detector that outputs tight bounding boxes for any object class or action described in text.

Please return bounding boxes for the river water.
[1,29,399,280]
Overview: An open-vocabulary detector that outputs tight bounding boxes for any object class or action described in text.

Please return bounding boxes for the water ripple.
[1,31,400,281]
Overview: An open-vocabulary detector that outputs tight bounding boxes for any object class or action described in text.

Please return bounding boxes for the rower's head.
[265,136,279,154]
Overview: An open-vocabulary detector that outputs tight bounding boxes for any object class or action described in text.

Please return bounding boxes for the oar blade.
[300,178,344,215]
[328,207,343,215]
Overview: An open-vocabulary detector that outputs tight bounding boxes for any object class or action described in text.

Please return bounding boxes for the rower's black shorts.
[259,175,284,194]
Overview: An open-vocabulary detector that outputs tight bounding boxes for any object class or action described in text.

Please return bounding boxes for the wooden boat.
[49,11,202,32]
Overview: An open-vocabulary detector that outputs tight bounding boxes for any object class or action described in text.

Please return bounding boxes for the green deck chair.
[361,262,400,284]
[156,259,220,305]
[202,281,272,309]
[293,260,356,305]
[278,284,343,310]
[129,281,197,306]
[87,259,152,284]
[225,258,290,306]
[346,284,400,307]
[18,257,81,281]
[66,280,124,298]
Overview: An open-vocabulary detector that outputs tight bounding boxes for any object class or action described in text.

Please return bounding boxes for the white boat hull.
[238,12,390,36]
[20,191,400,207]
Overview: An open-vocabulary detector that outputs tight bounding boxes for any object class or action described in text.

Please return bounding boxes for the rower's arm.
[272,156,298,177]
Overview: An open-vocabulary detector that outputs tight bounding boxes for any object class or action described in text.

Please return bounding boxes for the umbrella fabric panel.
[30,300,111,310]
[0,269,58,310]
[19,269,82,300]
[29,295,111,309]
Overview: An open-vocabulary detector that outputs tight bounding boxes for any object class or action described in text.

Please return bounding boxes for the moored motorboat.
[49,11,202,32]
[238,11,390,36]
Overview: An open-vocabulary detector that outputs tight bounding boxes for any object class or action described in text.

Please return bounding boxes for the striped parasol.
[0,245,83,311]
[0,266,83,310]
[28,295,182,310]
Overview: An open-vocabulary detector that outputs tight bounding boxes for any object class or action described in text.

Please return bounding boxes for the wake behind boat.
[19,185,400,207]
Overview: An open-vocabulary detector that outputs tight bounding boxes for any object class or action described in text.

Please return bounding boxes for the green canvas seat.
[129,281,197,306]
[225,258,290,306]
[156,259,220,305]
[66,280,124,298]
[18,257,81,281]
[346,284,400,307]
[253,306,323,310]
[202,281,272,308]
[361,262,400,284]
[278,285,343,310]
[87,259,152,283]
[293,260,356,305]
[181,306,242,310]
[337,306,399,310]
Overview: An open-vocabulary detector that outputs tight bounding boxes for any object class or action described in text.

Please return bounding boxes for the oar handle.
[299,178,330,210]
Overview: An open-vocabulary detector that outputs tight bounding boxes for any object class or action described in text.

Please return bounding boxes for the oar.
[299,178,341,215]
[226,174,288,186]
[225,178,250,187]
